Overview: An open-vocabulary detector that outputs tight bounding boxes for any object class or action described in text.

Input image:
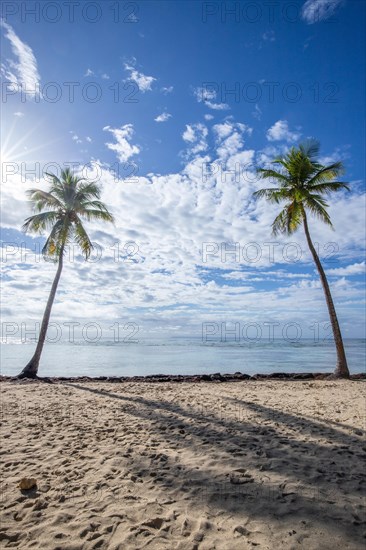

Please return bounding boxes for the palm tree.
[18,168,114,379]
[253,140,350,379]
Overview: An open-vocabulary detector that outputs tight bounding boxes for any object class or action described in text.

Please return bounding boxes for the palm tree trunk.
[18,246,65,379]
[302,209,350,378]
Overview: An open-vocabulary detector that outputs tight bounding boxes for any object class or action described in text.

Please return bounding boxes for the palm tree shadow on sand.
[65,383,366,546]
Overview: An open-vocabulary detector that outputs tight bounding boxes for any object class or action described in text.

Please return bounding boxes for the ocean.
[1,338,365,378]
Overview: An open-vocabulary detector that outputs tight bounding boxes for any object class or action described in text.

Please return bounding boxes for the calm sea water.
[1,338,365,377]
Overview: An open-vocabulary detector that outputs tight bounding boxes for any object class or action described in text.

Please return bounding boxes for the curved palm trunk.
[302,209,349,378]
[18,247,65,379]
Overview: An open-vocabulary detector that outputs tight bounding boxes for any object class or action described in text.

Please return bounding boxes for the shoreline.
[1,372,365,384]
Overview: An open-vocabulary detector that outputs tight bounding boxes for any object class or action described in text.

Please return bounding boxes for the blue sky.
[1,0,365,341]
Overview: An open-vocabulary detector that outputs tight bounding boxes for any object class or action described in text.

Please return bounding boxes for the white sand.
[0,380,365,549]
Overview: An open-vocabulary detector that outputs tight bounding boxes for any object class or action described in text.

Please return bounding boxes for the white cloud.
[124,62,156,92]
[13,111,24,117]
[84,68,94,77]
[104,124,140,162]
[161,86,174,94]
[182,125,198,143]
[206,101,230,111]
[302,0,344,24]
[101,73,110,80]
[154,112,172,123]
[194,87,230,111]
[1,117,364,340]
[86,136,92,142]
[213,120,252,159]
[204,114,214,121]
[70,132,82,144]
[266,120,302,142]
[327,262,365,277]
[0,20,40,98]
[182,123,209,155]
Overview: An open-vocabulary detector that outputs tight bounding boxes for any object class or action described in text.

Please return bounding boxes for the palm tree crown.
[253,140,349,235]
[23,167,114,258]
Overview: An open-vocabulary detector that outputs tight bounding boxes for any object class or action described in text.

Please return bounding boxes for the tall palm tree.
[18,168,114,379]
[253,140,350,379]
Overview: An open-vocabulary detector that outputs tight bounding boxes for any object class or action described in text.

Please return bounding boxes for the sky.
[0,0,365,342]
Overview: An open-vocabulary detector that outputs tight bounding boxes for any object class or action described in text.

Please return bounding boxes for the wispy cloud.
[13,111,24,117]
[84,68,95,77]
[327,262,365,277]
[301,0,344,24]
[266,120,302,142]
[2,119,365,335]
[0,20,40,97]
[124,62,156,92]
[70,131,82,144]
[194,87,230,111]
[104,124,140,162]
[252,104,262,120]
[161,86,174,94]
[262,30,276,42]
[154,112,172,123]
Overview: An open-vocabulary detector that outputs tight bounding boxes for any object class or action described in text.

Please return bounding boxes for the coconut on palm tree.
[253,140,350,379]
[18,168,114,379]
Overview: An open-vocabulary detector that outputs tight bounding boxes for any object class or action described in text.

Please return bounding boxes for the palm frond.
[73,217,93,259]
[253,188,288,204]
[74,182,102,202]
[286,202,303,234]
[78,208,115,223]
[26,189,63,212]
[307,181,350,195]
[254,140,347,235]
[271,209,288,236]
[42,220,70,260]
[299,139,320,160]
[306,162,344,186]
[304,197,333,228]
[22,211,60,233]
[256,168,290,185]
[23,170,114,260]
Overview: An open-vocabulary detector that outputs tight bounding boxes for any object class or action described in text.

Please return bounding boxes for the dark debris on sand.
[1,372,365,384]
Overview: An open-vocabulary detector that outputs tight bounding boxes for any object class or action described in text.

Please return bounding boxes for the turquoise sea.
[1,338,365,378]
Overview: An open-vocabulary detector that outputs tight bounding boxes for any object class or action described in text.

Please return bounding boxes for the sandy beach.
[0,379,365,549]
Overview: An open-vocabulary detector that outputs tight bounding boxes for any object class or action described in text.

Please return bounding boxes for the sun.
[1,119,43,164]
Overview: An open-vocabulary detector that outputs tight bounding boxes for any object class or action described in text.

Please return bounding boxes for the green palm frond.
[286,202,303,234]
[79,208,115,223]
[256,168,290,185]
[42,220,70,260]
[22,170,114,261]
[74,182,102,201]
[299,139,320,160]
[306,162,345,186]
[253,188,288,204]
[253,140,349,236]
[304,196,333,228]
[26,189,63,212]
[74,217,94,259]
[22,211,61,233]
[271,209,288,236]
[307,182,350,195]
